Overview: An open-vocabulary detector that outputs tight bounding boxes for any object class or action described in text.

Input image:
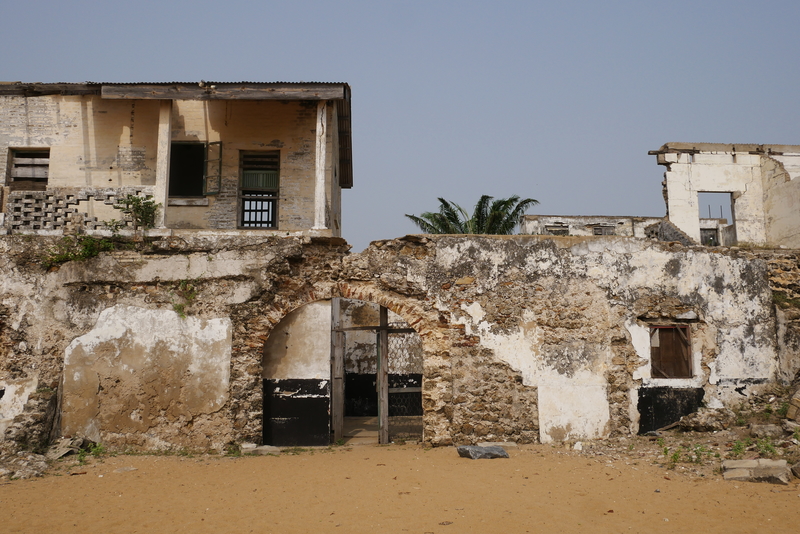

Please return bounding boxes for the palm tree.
[405,195,538,235]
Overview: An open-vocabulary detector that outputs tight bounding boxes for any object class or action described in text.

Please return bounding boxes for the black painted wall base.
[345,373,422,417]
[263,379,330,446]
[637,387,705,434]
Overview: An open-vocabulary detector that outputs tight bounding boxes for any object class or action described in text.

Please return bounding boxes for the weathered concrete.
[62,305,231,450]
[651,143,800,248]
[522,215,663,238]
[722,459,792,484]
[0,233,794,453]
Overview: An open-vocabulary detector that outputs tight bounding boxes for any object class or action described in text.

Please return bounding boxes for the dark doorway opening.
[638,387,704,433]
[169,143,205,197]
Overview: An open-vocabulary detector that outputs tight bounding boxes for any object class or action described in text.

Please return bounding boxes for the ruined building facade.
[650,143,800,248]
[0,233,797,452]
[0,84,798,453]
[0,82,352,235]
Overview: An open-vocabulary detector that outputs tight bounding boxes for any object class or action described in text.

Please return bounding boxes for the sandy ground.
[1,439,799,534]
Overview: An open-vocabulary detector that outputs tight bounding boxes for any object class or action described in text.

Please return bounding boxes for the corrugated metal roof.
[22,81,349,86]
[0,81,354,188]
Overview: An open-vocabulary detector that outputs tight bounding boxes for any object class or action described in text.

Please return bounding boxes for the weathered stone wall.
[0,233,791,452]
[522,215,663,238]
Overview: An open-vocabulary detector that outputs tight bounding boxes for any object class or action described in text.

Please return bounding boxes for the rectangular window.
[169,143,205,197]
[593,226,615,236]
[239,151,279,228]
[545,225,568,236]
[8,149,49,191]
[650,326,691,378]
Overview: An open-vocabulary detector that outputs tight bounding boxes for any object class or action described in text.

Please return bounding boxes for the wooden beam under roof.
[101,82,349,100]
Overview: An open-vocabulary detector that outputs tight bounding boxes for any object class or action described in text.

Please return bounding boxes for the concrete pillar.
[314,101,327,230]
[154,100,172,228]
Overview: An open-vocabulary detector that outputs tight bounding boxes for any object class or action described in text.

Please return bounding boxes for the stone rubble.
[456,445,509,459]
[678,408,735,432]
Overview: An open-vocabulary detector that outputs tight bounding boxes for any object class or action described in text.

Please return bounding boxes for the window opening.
[650,326,691,378]
[700,228,719,247]
[698,192,735,246]
[239,151,279,228]
[593,226,615,236]
[8,149,49,191]
[545,224,568,236]
[168,143,205,197]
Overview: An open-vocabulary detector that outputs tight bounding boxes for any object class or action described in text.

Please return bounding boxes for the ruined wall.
[522,215,663,238]
[661,151,768,244]
[0,233,787,452]
[654,144,800,247]
[63,305,231,450]
[762,156,800,249]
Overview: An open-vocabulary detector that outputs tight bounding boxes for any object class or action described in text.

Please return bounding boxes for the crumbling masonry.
[1,233,798,453]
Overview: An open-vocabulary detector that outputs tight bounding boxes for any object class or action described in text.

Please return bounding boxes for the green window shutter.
[242,170,278,189]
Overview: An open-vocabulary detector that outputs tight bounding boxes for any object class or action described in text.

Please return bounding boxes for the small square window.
[8,149,49,191]
[650,326,691,378]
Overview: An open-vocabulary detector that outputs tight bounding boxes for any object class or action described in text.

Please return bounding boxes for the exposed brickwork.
[0,234,794,452]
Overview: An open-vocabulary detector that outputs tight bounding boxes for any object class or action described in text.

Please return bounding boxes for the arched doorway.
[261,298,423,446]
[334,298,423,445]
[262,301,332,446]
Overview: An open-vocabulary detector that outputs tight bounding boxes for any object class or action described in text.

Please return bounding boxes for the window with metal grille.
[650,326,692,378]
[8,149,49,191]
[239,151,279,228]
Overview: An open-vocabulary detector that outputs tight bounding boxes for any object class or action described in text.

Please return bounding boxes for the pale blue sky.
[3,0,798,250]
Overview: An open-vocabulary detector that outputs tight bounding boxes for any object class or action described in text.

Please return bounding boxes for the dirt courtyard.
[1,439,799,534]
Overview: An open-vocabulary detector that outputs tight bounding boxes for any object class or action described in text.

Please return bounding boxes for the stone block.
[456,445,509,459]
[791,462,800,479]
[722,459,758,470]
[723,468,753,481]
[781,420,800,433]
[751,466,791,485]
[249,445,281,456]
[723,459,791,485]
[749,424,784,438]
[757,459,787,467]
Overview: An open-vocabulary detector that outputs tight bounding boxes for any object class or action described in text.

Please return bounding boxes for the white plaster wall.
[0,375,38,439]
[453,288,612,442]
[664,152,766,244]
[436,236,777,442]
[262,300,331,380]
[762,155,800,248]
[522,216,663,238]
[62,305,231,444]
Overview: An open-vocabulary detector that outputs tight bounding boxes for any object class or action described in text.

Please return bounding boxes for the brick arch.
[231,277,448,446]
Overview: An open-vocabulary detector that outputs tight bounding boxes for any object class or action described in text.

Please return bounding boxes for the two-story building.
[0,81,352,236]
